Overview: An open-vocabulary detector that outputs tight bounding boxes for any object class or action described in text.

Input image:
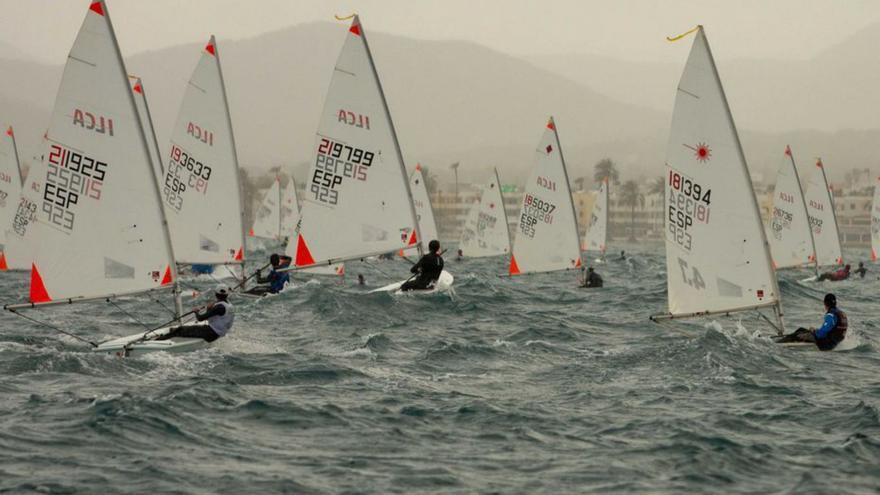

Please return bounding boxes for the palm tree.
[593,158,619,185]
[619,180,644,241]
[647,176,664,196]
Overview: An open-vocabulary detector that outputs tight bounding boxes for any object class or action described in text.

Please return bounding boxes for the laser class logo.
[683,142,712,163]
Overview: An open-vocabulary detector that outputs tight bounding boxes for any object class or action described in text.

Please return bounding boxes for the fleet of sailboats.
[0,3,870,354]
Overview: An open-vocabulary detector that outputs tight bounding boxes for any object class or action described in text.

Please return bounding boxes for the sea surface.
[1,245,878,494]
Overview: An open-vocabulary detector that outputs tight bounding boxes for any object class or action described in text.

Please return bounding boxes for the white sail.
[509,118,582,275]
[409,165,438,244]
[458,169,511,258]
[130,76,163,179]
[5,131,47,272]
[582,178,609,255]
[0,126,23,270]
[804,159,843,268]
[768,146,816,270]
[249,177,281,240]
[280,177,300,239]
[660,27,779,318]
[20,0,177,304]
[163,36,245,265]
[872,176,880,262]
[288,16,421,267]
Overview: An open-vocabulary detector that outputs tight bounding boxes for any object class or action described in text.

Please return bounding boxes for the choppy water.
[1,245,878,493]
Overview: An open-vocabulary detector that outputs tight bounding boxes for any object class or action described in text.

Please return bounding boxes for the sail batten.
[508,118,582,276]
[288,16,420,267]
[164,36,245,266]
[660,27,780,319]
[17,0,178,303]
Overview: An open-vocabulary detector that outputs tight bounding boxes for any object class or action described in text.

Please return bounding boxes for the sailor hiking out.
[775,293,847,351]
[246,253,291,296]
[401,240,444,291]
[158,287,235,342]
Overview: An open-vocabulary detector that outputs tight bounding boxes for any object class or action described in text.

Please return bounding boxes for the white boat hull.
[93,323,211,357]
[369,270,454,295]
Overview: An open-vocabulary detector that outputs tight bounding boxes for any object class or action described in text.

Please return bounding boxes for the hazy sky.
[1,0,879,64]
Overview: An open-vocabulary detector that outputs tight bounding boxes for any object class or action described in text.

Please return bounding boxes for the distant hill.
[0,21,877,190]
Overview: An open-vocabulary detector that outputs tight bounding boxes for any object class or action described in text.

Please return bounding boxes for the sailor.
[817,264,850,282]
[581,266,603,288]
[400,240,444,291]
[246,253,291,296]
[158,287,234,342]
[357,274,366,286]
[776,293,847,351]
[456,249,464,262]
[855,261,867,279]
[619,250,626,260]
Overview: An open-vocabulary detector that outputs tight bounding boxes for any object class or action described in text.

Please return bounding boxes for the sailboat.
[286,15,451,292]
[4,0,202,356]
[280,177,300,238]
[582,177,609,262]
[458,168,512,258]
[249,176,282,241]
[508,117,582,276]
[649,26,784,334]
[0,126,24,270]
[804,158,843,268]
[767,145,818,276]
[130,76,163,180]
[409,164,439,245]
[163,36,246,276]
[872,176,880,262]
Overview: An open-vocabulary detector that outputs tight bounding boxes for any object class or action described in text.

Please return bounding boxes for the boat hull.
[93,323,211,357]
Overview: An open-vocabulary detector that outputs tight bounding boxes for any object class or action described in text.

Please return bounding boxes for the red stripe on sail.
[30,263,51,303]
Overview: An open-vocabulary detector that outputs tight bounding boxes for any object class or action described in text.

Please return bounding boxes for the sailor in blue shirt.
[246,253,291,296]
[776,293,848,351]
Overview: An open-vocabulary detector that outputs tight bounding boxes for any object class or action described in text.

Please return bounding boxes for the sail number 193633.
[667,170,711,252]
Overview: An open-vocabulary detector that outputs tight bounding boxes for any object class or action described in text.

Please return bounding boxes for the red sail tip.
[784,145,791,156]
[160,265,173,285]
[816,160,823,168]
[574,258,582,268]
[349,23,361,36]
[295,235,315,266]
[205,41,216,56]
[415,163,422,172]
[234,247,243,261]
[248,228,255,237]
[872,249,877,262]
[546,119,555,130]
[0,253,7,271]
[337,265,345,276]
[133,83,143,94]
[30,263,51,303]
[407,230,418,246]
[509,255,520,275]
[5,126,12,137]
[89,1,104,16]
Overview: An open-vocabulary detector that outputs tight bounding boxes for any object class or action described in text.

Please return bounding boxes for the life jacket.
[207,300,234,337]
[817,307,847,351]
[269,258,291,293]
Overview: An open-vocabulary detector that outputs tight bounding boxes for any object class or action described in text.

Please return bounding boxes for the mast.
[787,146,820,278]
[356,16,423,257]
[7,127,23,188]
[550,116,583,264]
[211,36,248,278]
[104,1,182,316]
[817,158,843,266]
[134,76,165,176]
[699,26,783,333]
[495,167,513,254]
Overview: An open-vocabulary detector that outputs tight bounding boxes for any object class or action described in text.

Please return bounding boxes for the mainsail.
[804,159,843,267]
[409,165,438,244]
[13,0,178,305]
[280,177,300,239]
[508,117,581,276]
[250,177,281,240]
[130,76,163,179]
[164,36,245,266]
[289,16,421,267]
[654,26,781,325]
[0,126,23,270]
[583,178,608,256]
[872,176,880,262]
[459,169,512,258]
[768,145,817,272]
